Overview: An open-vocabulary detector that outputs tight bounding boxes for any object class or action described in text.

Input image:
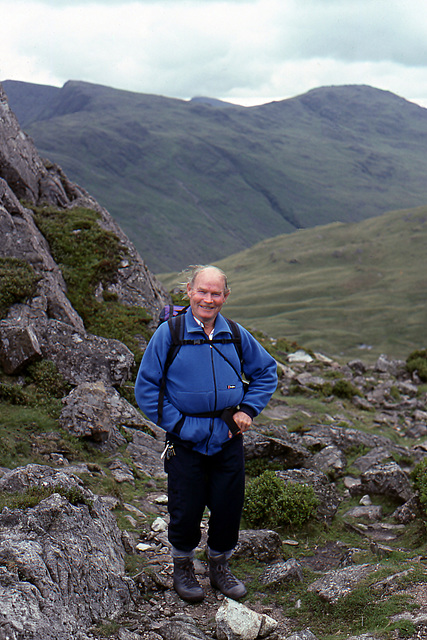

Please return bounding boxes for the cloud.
[2,0,427,107]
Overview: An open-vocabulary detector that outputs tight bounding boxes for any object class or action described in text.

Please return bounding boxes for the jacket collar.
[185,308,232,336]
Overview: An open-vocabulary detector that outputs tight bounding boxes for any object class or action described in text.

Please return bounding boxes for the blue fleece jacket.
[134,309,278,455]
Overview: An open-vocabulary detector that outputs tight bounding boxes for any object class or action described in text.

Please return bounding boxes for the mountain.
[4,80,427,640]
[4,79,427,272]
[160,204,427,362]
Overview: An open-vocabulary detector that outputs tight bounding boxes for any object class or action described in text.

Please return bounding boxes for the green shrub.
[406,349,427,382]
[0,257,40,318]
[243,470,319,529]
[0,382,29,405]
[411,457,427,514]
[332,379,360,399]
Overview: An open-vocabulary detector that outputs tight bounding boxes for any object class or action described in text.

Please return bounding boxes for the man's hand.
[229,410,252,437]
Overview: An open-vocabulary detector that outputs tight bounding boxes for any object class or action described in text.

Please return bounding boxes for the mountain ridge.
[4,79,427,271]
[159,203,427,362]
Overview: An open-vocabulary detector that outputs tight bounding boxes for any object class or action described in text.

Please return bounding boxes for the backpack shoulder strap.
[224,317,243,368]
[157,313,186,425]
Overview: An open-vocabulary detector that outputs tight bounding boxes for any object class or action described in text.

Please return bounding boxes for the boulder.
[39,319,134,386]
[60,381,145,447]
[244,428,311,469]
[234,530,283,563]
[307,564,378,604]
[307,444,346,477]
[359,462,413,502]
[0,465,136,640]
[216,598,278,640]
[0,322,42,374]
[258,559,303,587]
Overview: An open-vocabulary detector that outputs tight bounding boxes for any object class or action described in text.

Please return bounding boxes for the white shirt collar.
[193,314,214,340]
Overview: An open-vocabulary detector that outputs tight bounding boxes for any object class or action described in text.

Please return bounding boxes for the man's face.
[187,268,229,326]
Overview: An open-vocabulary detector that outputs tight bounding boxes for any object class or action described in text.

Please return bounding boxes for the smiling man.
[135,265,278,603]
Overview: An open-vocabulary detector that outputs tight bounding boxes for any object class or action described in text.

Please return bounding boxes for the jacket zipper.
[206,344,217,454]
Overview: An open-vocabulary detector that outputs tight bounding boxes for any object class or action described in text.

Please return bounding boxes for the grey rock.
[343,505,383,521]
[158,615,210,640]
[392,495,419,524]
[0,322,42,374]
[307,444,346,477]
[1,309,135,387]
[349,521,406,542]
[301,424,406,458]
[375,354,406,376]
[284,631,319,640]
[352,447,393,474]
[244,427,311,469]
[216,598,277,640]
[234,530,283,563]
[0,463,88,495]
[0,203,85,331]
[359,461,413,502]
[347,360,367,374]
[258,558,303,586]
[60,381,144,448]
[343,476,362,493]
[406,422,427,438]
[294,372,326,390]
[307,564,378,604]
[126,428,166,479]
[109,459,136,484]
[351,395,375,411]
[39,319,135,386]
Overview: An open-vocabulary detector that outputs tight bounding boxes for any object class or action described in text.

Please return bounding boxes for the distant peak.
[189,96,236,108]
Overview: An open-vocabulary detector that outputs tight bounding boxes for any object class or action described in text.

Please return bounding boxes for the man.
[135,265,277,603]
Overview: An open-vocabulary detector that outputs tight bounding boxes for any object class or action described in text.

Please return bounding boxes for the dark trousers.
[164,435,245,554]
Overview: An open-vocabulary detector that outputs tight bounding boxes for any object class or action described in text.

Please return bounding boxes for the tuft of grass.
[31,205,152,360]
[0,257,40,318]
[0,484,93,512]
[0,359,71,417]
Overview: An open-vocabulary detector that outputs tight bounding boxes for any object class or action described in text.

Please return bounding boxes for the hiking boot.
[208,553,247,600]
[173,557,204,603]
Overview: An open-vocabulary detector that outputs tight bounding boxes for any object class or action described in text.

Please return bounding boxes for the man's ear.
[186,282,192,296]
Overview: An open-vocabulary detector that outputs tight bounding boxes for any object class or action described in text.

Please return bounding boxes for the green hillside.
[4,79,427,272]
[159,205,427,362]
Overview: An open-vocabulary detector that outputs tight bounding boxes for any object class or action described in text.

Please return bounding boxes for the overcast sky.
[2,0,427,107]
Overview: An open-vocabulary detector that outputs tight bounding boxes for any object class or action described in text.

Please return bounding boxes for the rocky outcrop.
[0,465,136,640]
[0,81,169,384]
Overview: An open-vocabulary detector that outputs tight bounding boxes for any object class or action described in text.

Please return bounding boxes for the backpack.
[156,305,246,430]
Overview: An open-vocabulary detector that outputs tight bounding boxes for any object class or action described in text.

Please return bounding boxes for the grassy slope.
[159,205,427,362]
[5,80,427,271]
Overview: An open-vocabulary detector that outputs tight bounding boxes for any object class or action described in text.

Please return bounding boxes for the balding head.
[185,264,230,330]
[186,265,230,296]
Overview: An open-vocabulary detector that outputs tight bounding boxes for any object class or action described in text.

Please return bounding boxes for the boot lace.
[180,559,198,587]
[215,561,240,588]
